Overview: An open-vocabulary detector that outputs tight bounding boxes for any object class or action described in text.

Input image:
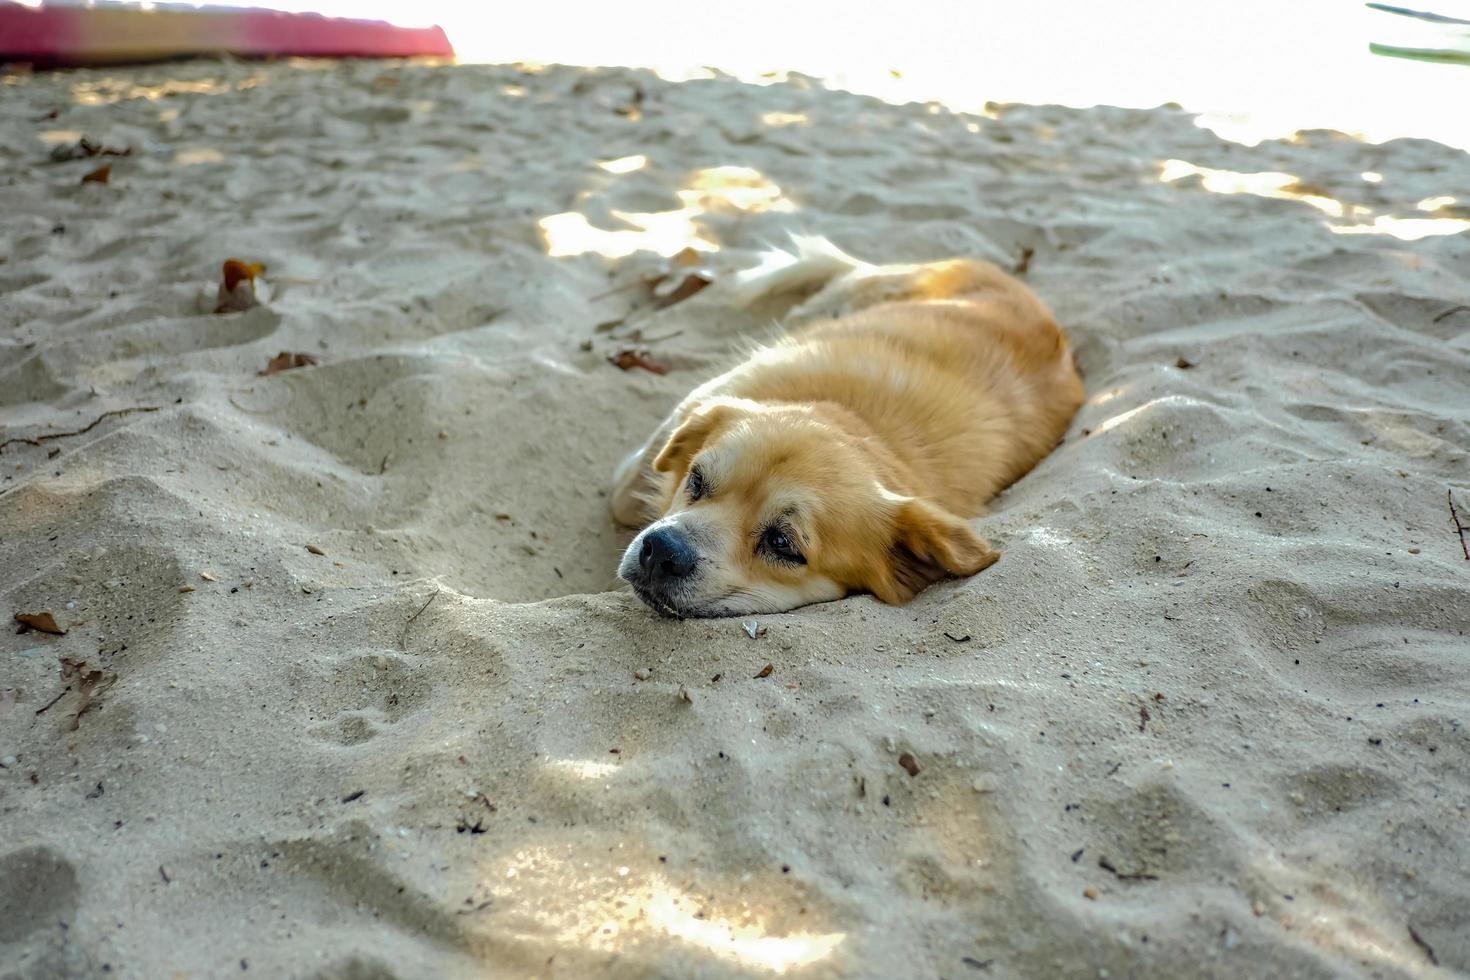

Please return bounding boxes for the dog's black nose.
[639,526,697,580]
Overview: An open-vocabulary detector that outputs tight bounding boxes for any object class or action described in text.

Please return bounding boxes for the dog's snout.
[639,527,697,580]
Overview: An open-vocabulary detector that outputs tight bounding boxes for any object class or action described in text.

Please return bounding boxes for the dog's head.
[618,398,999,617]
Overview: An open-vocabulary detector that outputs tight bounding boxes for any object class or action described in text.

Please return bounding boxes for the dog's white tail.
[727,234,870,307]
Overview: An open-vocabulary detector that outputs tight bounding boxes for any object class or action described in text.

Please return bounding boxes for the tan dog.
[611,236,1083,617]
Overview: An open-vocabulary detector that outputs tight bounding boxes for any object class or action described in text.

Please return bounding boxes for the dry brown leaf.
[653,272,712,309]
[14,612,65,635]
[215,259,266,314]
[81,164,111,185]
[1012,246,1035,275]
[259,351,318,376]
[754,663,774,679]
[592,248,714,317]
[608,345,668,375]
[222,259,265,291]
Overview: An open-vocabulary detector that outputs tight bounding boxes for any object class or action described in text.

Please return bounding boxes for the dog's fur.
[611,236,1084,617]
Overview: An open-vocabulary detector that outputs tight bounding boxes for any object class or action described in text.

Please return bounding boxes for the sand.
[2,56,1468,979]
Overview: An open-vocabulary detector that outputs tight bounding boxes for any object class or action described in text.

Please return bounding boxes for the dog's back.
[726,240,1084,511]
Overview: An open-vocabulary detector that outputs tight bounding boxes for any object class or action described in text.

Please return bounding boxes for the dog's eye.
[761,526,805,565]
[686,465,705,501]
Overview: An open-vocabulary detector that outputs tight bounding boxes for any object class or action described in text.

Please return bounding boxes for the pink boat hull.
[0,2,454,66]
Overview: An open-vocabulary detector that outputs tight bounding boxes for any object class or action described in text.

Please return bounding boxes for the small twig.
[0,406,160,453]
[943,632,972,643]
[406,589,441,626]
[1408,923,1439,966]
[637,328,685,344]
[589,277,655,302]
[1431,304,1470,324]
[1098,856,1159,881]
[34,685,71,716]
[1449,489,1469,560]
[400,588,441,649]
[226,393,280,416]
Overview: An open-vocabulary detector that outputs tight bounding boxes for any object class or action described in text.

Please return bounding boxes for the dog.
[610,236,1083,618]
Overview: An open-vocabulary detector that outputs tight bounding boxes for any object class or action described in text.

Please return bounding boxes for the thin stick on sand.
[1449,489,1470,560]
[0,406,160,452]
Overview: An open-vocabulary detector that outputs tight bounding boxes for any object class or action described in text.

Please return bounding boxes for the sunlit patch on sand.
[540,165,792,257]
[70,74,268,106]
[1092,396,1210,436]
[174,148,224,166]
[1086,383,1133,408]
[539,209,717,258]
[1159,159,1353,218]
[598,153,648,174]
[759,111,808,127]
[1161,158,1467,239]
[492,847,845,973]
[37,129,85,144]
[1325,215,1470,241]
[545,758,621,779]
[1248,853,1432,975]
[677,165,794,214]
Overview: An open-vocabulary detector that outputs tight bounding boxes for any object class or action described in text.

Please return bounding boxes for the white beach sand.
[1,57,1468,979]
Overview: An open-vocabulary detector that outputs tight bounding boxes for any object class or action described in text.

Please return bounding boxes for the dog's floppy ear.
[652,401,737,474]
[871,497,999,604]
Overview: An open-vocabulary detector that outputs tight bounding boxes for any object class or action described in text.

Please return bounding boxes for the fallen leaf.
[1013,246,1035,275]
[608,345,668,375]
[259,351,318,376]
[14,612,65,635]
[653,271,712,309]
[81,164,111,185]
[305,544,325,556]
[215,259,266,314]
[898,753,921,777]
[592,248,714,316]
[754,663,774,679]
[222,259,265,291]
